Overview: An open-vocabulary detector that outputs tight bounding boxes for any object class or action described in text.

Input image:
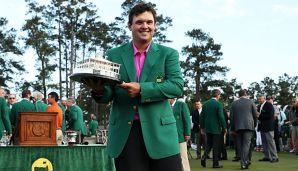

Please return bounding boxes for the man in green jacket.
[200,89,227,168]
[10,90,35,126]
[0,88,12,139]
[84,3,184,171]
[170,98,191,171]
[33,92,48,112]
[66,98,87,139]
[89,114,99,136]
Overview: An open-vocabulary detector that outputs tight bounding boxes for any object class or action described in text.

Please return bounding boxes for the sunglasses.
[9,97,16,99]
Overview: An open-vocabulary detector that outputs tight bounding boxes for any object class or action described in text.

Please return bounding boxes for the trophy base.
[69,73,122,85]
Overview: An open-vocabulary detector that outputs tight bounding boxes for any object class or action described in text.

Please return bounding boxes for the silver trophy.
[70,55,122,85]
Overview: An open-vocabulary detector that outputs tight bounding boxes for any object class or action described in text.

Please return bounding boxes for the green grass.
[189,149,298,171]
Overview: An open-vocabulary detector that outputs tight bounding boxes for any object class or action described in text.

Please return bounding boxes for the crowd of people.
[190,89,298,170]
[0,88,99,145]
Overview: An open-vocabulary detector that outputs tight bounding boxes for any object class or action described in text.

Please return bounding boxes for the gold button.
[128,121,132,125]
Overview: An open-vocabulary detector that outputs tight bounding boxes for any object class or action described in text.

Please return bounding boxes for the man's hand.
[223,128,227,136]
[8,134,12,140]
[200,128,205,135]
[82,78,105,94]
[119,82,140,98]
[184,135,190,141]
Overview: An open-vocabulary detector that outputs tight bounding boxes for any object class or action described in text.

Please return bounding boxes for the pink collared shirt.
[132,42,151,120]
[133,43,151,82]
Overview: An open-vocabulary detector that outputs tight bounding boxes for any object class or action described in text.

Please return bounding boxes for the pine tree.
[0,17,25,88]
[181,28,229,100]
[22,0,57,97]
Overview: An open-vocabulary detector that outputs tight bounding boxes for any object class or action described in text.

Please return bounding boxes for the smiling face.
[128,11,156,47]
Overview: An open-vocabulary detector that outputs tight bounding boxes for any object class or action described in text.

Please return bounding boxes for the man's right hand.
[200,128,205,135]
[82,78,105,94]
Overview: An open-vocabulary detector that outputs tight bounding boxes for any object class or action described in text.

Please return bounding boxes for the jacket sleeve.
[1,99,12,134]
[218,103,227,129]
[69,108,78,125]
[200,107,206,129]
[251,102,258,128]
[181,102,191,136]
[140,50,184,103]
[230,104,235,131]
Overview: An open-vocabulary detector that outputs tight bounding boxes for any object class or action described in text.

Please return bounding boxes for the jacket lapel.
[140,42,159,82]
[120,43,137,82]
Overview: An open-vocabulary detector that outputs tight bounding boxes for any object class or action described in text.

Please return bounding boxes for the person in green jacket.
[200,89,227,168]
[10,90,36,126]
[84,3,184,171]
[170,98,191,171]
[33,91,48,112]
[89,114,99,136]
[0,88,12,139]
[66,97,87,140]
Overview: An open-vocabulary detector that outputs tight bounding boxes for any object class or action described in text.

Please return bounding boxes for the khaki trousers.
[180,142,190,171]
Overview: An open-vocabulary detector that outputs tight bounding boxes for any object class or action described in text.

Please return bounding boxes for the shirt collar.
[133,42,151,55]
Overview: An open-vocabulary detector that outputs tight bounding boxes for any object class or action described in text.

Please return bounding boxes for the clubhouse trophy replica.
[69,54,121,85]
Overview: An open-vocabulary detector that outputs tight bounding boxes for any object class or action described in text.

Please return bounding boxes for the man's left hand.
[119,82,140,98]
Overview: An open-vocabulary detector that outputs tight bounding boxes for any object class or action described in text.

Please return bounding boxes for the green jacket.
[92,42,184,159]
[35,101,48,112]
[0,97,12,138]
[58,103,66,131]
[10,99,35,125]
[200,98,226,134]
[172,100,191,143]
[68,104,87,135]
[89,119,99,136]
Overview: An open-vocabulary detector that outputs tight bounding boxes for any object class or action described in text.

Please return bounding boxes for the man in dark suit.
[257,95,279,162]
[191,100,205,159]
[84,3,184,171]
[200,89,227,168]
[230,89,258,169]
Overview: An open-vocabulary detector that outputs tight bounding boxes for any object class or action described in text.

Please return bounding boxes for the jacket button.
[133,105,137,110]
[128,121,132,125]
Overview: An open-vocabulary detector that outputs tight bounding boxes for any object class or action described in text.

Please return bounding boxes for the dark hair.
[22,89,31,98]
[266,95,274,100]
[48,92,59,102]
[212,89,221,97]
[128,3,157,25]
[194,99,201,103]
[238,89,247,97]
